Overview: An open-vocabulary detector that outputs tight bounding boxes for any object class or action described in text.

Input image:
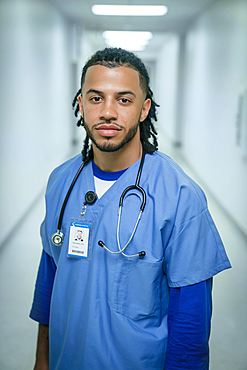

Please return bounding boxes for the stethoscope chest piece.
[51,230,64,247]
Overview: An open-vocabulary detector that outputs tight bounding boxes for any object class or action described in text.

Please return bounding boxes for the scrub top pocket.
[109,257,163,320]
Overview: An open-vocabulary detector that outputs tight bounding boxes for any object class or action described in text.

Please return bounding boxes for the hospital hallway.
[0,0,247,369]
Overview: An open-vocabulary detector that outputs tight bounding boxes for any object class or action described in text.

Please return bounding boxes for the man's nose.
[100,99,118,121]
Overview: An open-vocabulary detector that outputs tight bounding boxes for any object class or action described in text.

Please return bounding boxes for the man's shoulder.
[147,151,207,207]
[147,151,192,182]
[46,154,84,192]
[51,154,82,176]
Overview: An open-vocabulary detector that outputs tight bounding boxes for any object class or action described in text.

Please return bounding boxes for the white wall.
[182,0,247,234]
[0,0,72,246]
[156,0,247,235]
[155,34,180,144]
[0,1,76,368]
[0,11,125,367]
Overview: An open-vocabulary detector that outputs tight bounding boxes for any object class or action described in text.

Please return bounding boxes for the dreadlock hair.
[72,47,159,164]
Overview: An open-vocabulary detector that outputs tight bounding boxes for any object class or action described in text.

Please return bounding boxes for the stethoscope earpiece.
[98,240,146,259]
[98,240,105,248]
[138,251,146,258]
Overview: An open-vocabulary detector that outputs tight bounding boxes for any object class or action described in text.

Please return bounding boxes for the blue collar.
[92,161,128,181]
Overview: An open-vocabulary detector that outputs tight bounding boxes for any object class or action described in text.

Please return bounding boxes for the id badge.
[67,219,94,259]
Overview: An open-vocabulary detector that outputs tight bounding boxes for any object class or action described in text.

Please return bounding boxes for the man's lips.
[95,124,122,137]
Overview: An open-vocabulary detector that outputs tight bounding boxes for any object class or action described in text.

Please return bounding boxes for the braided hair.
[72,47,159,164]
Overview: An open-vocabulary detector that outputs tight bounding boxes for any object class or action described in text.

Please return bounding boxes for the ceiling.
[49,0,218,54]
[50,0,218,32]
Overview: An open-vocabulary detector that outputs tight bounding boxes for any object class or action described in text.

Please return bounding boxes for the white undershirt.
[94,176,116,199]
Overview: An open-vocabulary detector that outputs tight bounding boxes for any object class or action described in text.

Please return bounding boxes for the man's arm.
[165,278,213,370]
[30,251,56,369]
[34,324,49,370]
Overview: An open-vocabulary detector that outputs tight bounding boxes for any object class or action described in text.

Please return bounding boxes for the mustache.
[92,121,124,130]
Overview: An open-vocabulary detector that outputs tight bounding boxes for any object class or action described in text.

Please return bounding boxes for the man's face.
[78,65,151,153]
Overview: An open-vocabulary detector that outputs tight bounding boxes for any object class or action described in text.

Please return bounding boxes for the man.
[30,48,231,369]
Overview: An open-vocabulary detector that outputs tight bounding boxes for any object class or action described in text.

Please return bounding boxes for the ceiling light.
[92,5,168,16]
[102,31,153,51]
[102,31,153,42]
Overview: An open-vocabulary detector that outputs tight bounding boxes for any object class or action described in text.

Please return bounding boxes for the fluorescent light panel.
[92,5,168,16]
[102,31,153,41]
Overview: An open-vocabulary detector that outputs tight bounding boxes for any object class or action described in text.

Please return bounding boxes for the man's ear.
[78,95,84,118]
[140,99,151,122]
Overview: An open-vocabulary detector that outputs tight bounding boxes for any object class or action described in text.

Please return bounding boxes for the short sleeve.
[163,207,231,288]
[29,250,56,325]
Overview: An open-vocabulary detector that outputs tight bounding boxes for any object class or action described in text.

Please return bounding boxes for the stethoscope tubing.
[52,151,147,257]
[119,151,146,211]
[57,162,85,231]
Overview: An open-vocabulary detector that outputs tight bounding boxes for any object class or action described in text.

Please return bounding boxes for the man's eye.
[91,96,101,102]
[120,98,130,103]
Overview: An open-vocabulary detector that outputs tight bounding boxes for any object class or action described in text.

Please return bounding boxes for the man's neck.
[92,141,143,172]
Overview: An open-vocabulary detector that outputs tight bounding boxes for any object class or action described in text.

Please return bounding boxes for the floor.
[0,142,246,370]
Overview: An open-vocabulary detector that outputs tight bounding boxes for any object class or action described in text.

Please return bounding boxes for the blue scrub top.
[40,151,231,370]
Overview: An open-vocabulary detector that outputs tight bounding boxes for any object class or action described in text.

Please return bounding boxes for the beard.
[83,119,140,153]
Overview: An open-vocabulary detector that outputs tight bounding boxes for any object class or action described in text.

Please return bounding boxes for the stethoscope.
[51,151,146,258]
